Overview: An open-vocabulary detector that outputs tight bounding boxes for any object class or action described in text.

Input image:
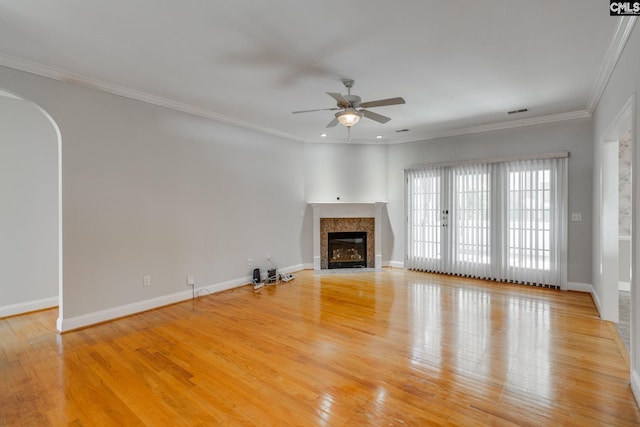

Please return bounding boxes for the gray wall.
[304,143,388,203]
[0,95,58,310]
[387,119,594,284]
[0,65,306,321]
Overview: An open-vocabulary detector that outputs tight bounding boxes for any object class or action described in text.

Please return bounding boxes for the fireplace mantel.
[309,202,387,270]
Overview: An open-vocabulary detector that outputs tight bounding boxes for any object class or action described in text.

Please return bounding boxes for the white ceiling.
[0,1,628,144]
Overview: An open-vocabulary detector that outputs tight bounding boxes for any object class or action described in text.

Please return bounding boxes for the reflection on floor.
[316,268,383,274]
[617,290,630,351]
[2,270,639,425]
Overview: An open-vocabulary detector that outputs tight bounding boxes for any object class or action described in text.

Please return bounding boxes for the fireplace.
[310,202,387,270]
[319,217,374,269]
[328,232,367,269]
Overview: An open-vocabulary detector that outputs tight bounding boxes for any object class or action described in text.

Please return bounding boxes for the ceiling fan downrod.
[342,79,354,96]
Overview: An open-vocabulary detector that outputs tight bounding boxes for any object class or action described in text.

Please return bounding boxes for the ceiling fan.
[293,79,405,142]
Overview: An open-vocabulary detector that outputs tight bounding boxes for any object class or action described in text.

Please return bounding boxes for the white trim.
[596,95,635,323]
[587,17,638,113]
[1,19,633,147]
[388,261,405,269]
[387,111,592,145]
[0,297,58,318]
[303,263,315,270]
[566,281,595,293]
[632,370,640,409]
[279,264,304,275]
[57,264,304,332]
[619,281,631,292]
[0,53,301,143]
[4,90,65,332]
[0,52,595,147]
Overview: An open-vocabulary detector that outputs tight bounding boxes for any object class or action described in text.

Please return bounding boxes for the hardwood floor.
[1,269,639,426]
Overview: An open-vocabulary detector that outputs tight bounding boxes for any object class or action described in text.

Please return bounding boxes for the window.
[406,157,567,288]
[407,168,444,272]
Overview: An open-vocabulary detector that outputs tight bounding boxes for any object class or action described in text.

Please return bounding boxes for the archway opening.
[0,87,62,327]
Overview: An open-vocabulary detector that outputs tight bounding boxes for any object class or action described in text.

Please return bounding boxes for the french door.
[406,157,567,288]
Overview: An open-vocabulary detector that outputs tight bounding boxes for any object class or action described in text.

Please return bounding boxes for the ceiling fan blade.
[361,109,391,124]
[359,97,406,108]
[292,107,340,114]
[327,92,350,107]
[326,117,339,128]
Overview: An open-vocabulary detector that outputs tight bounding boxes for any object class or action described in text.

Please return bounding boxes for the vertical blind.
[406,157,567,288]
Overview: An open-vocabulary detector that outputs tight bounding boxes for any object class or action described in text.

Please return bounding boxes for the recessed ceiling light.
[320,133,327,137]
[376,135,383,139]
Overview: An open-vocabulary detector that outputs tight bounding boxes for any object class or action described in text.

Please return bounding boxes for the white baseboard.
[0,296,58,318]
[388,260,405,269]
[58,288,204,332]
[58,264,305,333]
[619,281,631,292]
[303,263,314,270]
[632,370,640,409]
[281,264,304,274]
[566,281,594,293]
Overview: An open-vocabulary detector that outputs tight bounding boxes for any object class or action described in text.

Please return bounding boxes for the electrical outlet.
[143,275,151,287]
[248,258,253,266]
[187,275,194,286]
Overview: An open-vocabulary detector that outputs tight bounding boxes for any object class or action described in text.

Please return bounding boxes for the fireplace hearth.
[328,232,367,269]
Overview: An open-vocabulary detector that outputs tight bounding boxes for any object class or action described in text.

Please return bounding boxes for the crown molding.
[387,110,592,145]
[0,52,303,143]
[305,110,591,145]
[0,9,628,148]
[586,16,637,113]
[303,135,389,145]
[0,51,593,146]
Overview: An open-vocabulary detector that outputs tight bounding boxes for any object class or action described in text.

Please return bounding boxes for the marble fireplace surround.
[310,202,387,270]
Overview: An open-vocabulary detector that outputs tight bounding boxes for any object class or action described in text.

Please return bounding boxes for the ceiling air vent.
[395,128,410,133]
[508,108,529,115]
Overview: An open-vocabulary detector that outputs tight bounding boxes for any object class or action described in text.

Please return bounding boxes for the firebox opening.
[328,231,367,269]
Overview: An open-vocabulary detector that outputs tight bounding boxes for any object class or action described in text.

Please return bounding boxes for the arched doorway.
[0,88,62,326]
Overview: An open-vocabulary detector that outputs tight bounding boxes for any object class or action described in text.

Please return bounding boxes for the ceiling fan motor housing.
[340,94,361,108]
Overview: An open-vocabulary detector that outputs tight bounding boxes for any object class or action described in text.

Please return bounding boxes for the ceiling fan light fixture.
[336,108,362,127]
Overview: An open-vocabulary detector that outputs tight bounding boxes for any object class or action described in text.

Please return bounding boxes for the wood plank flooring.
[1,269,639,426]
